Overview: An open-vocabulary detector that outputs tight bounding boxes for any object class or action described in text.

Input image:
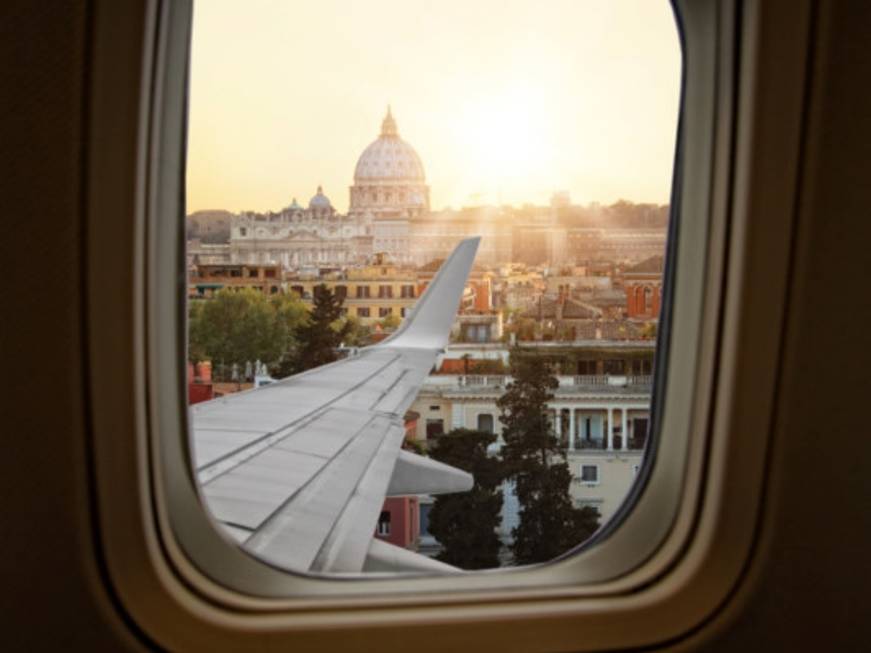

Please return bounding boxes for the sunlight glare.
[453,88,555,204]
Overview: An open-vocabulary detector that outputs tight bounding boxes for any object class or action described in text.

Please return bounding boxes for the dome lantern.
[381,105,398,138]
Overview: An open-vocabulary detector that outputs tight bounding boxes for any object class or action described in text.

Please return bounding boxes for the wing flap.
[243,413,395,571]
[311,422,407,572]
[387,450,473,496]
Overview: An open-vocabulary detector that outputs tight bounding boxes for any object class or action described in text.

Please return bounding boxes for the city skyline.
[186,0,681,214]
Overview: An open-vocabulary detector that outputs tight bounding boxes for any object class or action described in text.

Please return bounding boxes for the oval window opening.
[184,0,680,576]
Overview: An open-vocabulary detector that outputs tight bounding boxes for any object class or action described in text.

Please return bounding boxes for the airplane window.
[184,0,679,578]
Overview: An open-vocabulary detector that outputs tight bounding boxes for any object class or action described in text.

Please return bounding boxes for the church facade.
[229,187,371,268]
[228,108,432,268]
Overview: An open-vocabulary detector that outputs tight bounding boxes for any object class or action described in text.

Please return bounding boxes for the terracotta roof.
[625,255,664,274]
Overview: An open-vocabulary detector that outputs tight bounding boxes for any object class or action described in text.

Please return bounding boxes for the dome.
[353,107,426,182]
[308,185,331,209]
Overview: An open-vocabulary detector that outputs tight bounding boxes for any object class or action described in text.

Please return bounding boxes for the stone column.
[607,407,614,451]
[622,407,629,451]
[569,408,576,451]
[554,408,562,440]
[452,402,465,430]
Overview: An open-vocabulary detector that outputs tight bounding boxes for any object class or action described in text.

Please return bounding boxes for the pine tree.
[497,350,599,564]
[427,428,504,569]
[274,284,350,377]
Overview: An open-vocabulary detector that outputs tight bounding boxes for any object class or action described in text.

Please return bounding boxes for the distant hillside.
[186,210,232,244]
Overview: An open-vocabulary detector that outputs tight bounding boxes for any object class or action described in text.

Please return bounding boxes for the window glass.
[185,0,679,574]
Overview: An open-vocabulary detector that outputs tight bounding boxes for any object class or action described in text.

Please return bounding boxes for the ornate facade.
[229,187,372,268]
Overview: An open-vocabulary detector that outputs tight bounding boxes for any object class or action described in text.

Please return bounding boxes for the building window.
[577,360,597,375]
[357,307,370,318]
[580,465,599,484]
[426,419,444,439]
[643,286,654,313]
[378,285,393,298]
[379,307,392,318]
[419,503,432,536]
[239,227,247,236]
[631,418,649,449]
[477,413,494,434]
[356,286,370,299]
[604,359,625,375]
[334,285,347,300]
[429,405,440,411]
[376,511,391,536]
[400,284,415,298]
[400,307,408,317]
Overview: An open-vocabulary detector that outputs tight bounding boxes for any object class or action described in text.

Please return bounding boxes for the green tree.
[427,428,504,569]
[507,317,537,342]
[497,350,599,564]
[376,313,402,331]
[640,322,658,339]
[274,284,350,377]
[270,292,309,354]
[188,288,284,380]
[339,314,372,347]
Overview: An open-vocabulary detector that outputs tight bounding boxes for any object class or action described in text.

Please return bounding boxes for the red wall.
[625,282,662,318]
[471,279,492,311]
[188,383,213,405]
[375,496,420,549]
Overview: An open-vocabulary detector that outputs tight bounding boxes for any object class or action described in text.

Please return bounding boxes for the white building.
[229,187,372,267]
[409,370,651,537]
[349,107,430,264]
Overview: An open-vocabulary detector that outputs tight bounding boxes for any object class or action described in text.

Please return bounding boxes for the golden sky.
[187,0,680,214]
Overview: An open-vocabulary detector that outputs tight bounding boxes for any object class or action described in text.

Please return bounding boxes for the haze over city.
[186,0,680,214]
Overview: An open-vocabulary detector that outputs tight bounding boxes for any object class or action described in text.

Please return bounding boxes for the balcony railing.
[572,375,609,385]
[572,435,647,451]
[458,375,507,387]
[430,374,653,390]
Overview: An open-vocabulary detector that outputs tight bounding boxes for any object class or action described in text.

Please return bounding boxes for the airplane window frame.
[82,0,812,648]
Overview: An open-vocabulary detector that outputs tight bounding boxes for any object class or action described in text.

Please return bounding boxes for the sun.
[455,89,553,195]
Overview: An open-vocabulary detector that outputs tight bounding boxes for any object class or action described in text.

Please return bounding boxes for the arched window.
[634,285,644,312]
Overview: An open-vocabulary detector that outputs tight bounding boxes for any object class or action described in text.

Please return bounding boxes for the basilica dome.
[308,185,332,209]
[353,107,426,182]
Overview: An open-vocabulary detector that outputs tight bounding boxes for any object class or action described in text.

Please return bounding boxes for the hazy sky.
[187,0,681,214]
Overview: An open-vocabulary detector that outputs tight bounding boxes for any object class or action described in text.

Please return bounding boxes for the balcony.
[458,375,507,388]
[572,375,652,387]
[572,435,647,451]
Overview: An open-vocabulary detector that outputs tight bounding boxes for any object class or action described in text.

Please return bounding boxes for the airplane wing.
[190,238,480,574]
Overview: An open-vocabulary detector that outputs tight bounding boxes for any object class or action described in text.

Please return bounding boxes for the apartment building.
[187,263,283,298]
